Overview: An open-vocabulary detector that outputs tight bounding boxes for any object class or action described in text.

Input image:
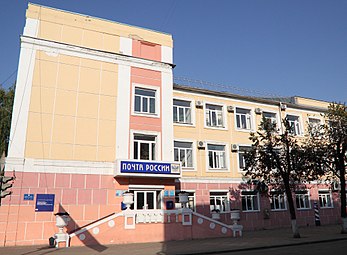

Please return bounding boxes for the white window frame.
[295,190,311,210]
[241,190,260,212]
[318,190,333,209]
[130,130,161,161]
[204,102,227,130]
[128,185,164,210]
[237,145,252,172]
[132,83,160,118]
[235,107,253,131]
[173,97,194,125]
[270,191,287,211]
[286,114,303,136]
[262,111,278,127]
[175,190,196,211]
[206,142,229,172]
[174,140,195,170]
[209,190,230,213]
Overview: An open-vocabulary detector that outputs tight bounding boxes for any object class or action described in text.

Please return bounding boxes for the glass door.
[134,190,157,210]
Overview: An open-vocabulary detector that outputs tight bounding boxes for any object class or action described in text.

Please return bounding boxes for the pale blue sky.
[0,0,346,103]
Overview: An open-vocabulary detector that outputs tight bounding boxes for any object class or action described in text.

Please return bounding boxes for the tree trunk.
[284,180,300,238]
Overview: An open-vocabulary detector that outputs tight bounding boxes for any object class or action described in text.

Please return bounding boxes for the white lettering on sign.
[121,162,144,171]
[145,164,170,172]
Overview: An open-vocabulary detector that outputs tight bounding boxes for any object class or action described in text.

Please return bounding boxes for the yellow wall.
[294,96,330,109]
[26,3,173,51]
[173,91,328,179]
[25,50,118,162]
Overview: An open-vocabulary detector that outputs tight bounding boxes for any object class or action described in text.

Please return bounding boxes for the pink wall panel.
[86,175,101,189]
[55,173,71,188]
[92,189,107,204]
[71,174,86,188]
[132,40,161,62]
[62,188,77,204]
[77,189,92,205]
[38,173,55,187]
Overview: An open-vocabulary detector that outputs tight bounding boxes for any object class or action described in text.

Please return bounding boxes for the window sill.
[271,209,287,212]
[236,128,253,133]
[242,210,260,213]
[132,112,160,118]
[174,122,195,127]
[207,168,229,172]
[205,125,228,131]
[320,206,334,209]
[182,167,196,172]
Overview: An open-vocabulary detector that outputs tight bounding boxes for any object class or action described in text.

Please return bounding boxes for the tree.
[0,84,15,162]
[244,119,317,238]
[305,103,347,233]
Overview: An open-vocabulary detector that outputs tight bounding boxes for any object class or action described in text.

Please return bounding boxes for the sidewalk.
[1,224,346,255]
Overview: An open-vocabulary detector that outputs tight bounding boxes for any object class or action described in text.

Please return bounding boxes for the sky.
[0,0,346,103]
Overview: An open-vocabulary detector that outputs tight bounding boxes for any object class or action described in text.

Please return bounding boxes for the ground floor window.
[175,191,196,211]
[270,191,286,211]
[130,190,162,210]
[241,190,259,212]
[318,190,333,208]
[209,191,230,212]
[295,190,311,209]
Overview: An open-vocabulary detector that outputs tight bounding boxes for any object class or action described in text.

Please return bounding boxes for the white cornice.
[21,36,173,73]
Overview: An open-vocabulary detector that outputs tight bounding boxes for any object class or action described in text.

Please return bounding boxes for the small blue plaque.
[35,194,55,212]
[24,194,34,201]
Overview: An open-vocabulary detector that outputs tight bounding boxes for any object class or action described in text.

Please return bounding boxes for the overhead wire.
[173,76,289,102]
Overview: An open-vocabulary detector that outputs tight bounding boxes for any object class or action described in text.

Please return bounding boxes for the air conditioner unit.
[197,140,206,149]
[280,103,287,111]
[195,101,204,108]
[255,108,262,114]
[227,105,234,112]
[332,181,341,191]
[231,144,239,151]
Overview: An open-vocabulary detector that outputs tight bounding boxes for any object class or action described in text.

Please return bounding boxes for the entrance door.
[134,190,157,210]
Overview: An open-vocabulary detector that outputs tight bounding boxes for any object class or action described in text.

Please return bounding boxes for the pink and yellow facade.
[0,3,342,247]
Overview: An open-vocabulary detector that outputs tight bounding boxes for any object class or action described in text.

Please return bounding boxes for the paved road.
[211,239,347,255]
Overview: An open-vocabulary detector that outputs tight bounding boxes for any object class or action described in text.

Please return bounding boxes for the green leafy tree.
[244,119,318,238]
[0,84,15,162]
[305,103,347,233]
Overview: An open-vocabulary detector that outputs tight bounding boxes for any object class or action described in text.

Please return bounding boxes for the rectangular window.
[134,87,156,114]
[236,108,252,130]
[270,191,287,211]
[174,141,193,168]
[238,146,251,171]
[206,104,224,127]
[263,112,277,125]
[208,144,226,170]
[173,99,192,124]
[318,190,333,208]
[295,190,311,209]
[209,192,230,212]
[130,190,162,210]
[175,191,196,211]
[241,190,259,212]
[133,134,156,160]
[286,115,302,135]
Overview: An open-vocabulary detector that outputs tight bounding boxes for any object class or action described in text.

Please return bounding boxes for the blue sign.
[120,161,180,175]
[24,194,34,201]
[35,194,55,212]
